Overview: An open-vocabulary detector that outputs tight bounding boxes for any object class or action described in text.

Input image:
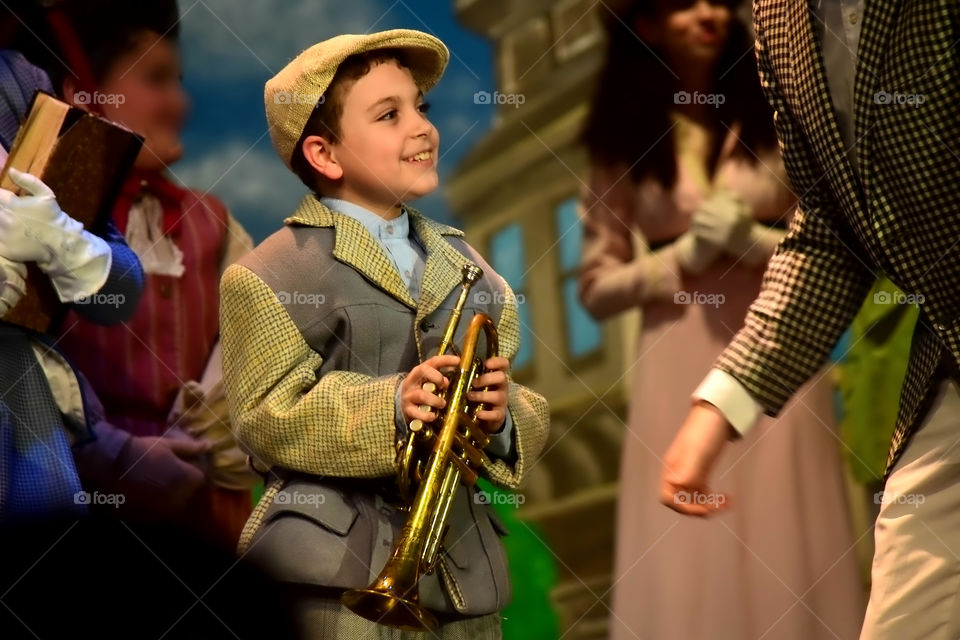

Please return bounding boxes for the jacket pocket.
[244,479,368,588]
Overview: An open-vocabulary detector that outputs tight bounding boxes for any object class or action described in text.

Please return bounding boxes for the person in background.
[17,0,258,546]
[0,48,144,519]
[578,1,864,637]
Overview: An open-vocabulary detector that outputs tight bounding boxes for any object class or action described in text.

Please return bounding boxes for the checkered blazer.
[716,0,960,477]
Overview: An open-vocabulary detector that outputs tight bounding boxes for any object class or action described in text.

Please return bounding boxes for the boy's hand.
[468,356,510,434]
[400,354,459,424]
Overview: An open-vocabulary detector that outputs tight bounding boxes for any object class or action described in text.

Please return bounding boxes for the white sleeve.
[692,368,763,436]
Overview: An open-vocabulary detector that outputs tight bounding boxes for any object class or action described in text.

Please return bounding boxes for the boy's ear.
[301,134,343,181]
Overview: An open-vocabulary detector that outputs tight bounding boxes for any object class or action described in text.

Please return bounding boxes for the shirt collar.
[319,196,410,241]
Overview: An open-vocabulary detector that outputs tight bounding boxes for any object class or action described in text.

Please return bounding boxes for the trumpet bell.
[341,587,439,631]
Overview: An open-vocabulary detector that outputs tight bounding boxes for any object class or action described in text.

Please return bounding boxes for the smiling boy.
[219,30,549,639]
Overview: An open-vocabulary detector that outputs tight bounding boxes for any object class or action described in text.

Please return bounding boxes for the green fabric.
[836,278,918,482]
[476,478,559,639]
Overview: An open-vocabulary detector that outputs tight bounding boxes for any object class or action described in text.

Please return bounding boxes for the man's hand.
[467,356,510,435]
[660,400,735,516]
[399,354,460,424]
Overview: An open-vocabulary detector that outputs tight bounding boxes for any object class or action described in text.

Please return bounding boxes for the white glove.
[673,232,721,276]
[0,255,26,316]
[690,189,754,255]
[0,168,111,302]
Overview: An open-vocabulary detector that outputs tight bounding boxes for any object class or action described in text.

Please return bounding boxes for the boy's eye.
[378,109,397,121]
[418,102,431,114]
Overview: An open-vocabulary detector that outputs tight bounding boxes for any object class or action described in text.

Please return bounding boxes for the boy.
[220,29,549,639]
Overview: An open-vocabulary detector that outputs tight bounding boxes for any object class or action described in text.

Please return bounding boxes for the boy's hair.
[291,48,411,193]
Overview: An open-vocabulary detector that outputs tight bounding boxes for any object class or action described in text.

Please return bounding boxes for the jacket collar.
[285,196,473,329]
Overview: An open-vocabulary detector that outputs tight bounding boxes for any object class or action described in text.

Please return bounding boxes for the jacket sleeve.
[712,8,876,415]
[481,279,550,491]
[578,165,684,320]
[220,262,402,478]
[71,221,144,325]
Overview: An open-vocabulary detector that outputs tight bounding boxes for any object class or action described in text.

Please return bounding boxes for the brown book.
[0,91,143,334]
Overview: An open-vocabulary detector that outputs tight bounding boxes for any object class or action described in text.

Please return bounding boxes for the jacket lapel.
[285,195,417,308]
[407,206,473,353]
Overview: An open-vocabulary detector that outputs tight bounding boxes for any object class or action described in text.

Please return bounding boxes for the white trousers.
[861,378,960,639]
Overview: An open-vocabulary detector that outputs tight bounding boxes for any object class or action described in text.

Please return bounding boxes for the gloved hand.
[0,168,111,302]
[0,255,26,316]
[689,189,754,256]
[673,232,721,276]
[169,378,259,490]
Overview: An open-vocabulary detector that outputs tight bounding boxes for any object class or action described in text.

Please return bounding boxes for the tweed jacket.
[716,1,959,477]
[220,195,549,615]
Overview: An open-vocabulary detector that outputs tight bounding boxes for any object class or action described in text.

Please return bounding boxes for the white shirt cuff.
[692,368,763,437]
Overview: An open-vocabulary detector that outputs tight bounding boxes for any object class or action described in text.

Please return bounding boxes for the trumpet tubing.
[341,265,500,631]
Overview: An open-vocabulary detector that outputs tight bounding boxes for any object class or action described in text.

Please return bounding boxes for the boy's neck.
[319,190,404,220]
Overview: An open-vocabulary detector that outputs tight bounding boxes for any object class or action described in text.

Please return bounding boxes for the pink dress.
[579,114,865,639]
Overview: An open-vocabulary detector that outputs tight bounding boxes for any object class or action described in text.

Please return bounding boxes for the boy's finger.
[467,389,505,405]
[472,371,506,388]
[483,357,509,371]
[474,411,505,432]
[425,354,460,368]
[417,366,448,387]
[409,405,441,423]
[409,388,446,409]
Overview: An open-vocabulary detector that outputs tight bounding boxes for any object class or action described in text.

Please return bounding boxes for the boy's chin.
[402,177,439,200]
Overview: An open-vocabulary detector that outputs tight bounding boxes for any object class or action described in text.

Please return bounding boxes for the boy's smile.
[327,61,440,218]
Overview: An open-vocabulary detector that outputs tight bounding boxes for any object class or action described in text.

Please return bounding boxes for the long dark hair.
[581,0,777,189]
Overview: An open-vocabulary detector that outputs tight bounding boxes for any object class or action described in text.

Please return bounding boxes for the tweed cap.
[265,29,449,169]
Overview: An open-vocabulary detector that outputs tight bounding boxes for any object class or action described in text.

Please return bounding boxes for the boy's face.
[327,61,439,214]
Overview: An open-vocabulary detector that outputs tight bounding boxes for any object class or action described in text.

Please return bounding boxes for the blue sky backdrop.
[172,0,496,243]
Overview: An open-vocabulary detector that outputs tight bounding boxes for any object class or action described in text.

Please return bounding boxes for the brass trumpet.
[341,264,499,631]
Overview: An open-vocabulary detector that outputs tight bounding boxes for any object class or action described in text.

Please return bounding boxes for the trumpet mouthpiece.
[462,264,483,286]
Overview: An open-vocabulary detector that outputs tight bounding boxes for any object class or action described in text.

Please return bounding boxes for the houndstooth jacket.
[715,0,959,477]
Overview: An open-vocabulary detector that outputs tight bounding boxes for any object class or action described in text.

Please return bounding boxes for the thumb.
[7,168,53,198]
[165,436,211,459]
